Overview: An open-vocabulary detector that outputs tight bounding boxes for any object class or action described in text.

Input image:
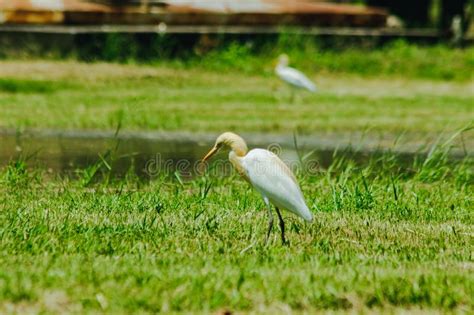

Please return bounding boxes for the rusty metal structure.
[0,0,388,27]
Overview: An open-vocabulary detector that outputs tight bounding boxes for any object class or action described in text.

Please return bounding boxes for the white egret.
[275,54,316,100]
[202,132,313,245]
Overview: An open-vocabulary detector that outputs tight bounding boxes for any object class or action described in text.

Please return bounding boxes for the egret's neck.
[228,137,248,157]
[227,137,248,178]
[229,150,248,180]
[214,132,249,177]
[276,60,288,71]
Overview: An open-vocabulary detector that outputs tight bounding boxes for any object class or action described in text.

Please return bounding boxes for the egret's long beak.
[202,146,218,162]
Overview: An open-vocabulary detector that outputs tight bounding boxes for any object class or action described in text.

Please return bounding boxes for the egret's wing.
[242,149,313,221]
[278,67,317,92]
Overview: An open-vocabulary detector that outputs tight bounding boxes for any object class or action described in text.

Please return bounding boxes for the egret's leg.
[275,207,289,245]
[263,197,274,245]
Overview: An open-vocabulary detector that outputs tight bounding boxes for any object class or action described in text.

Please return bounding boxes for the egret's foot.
[280,228,290,246]
[264,236,269,246]
[265,206,274,246]
[275,207,289,246]
[264,231,272,246]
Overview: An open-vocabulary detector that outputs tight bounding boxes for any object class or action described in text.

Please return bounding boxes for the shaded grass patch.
[0,78,75,94]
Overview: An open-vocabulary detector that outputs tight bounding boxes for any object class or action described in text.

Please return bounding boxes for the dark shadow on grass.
[0,78,76,94]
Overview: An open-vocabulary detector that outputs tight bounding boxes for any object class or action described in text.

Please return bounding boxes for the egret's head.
[277,54,289,67]
[202,132,248,161]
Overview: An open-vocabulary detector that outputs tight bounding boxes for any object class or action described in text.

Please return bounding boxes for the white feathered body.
[231,148,313,221]
[276,65,316,92]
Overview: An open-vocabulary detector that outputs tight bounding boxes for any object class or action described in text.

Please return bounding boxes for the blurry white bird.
[275,54,317,94]
[202,132,312,245]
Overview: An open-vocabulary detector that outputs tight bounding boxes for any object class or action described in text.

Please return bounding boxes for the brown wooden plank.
[0,0,388,27]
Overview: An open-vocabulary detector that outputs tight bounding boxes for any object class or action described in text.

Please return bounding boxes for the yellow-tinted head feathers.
[202,132,248,161]
[277,54,289,67]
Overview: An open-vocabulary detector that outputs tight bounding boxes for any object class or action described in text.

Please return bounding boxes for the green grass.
[14,34,472,81]
[0,78,72,94]
[0,43,473,312]
[196,40,474,81]
[0,144,472,313]
[0,57,472,137]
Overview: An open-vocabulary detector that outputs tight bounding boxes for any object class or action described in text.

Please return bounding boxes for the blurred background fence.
[0,1,472,60]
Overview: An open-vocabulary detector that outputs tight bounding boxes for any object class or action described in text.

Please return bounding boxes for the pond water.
[0,131,456,179]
